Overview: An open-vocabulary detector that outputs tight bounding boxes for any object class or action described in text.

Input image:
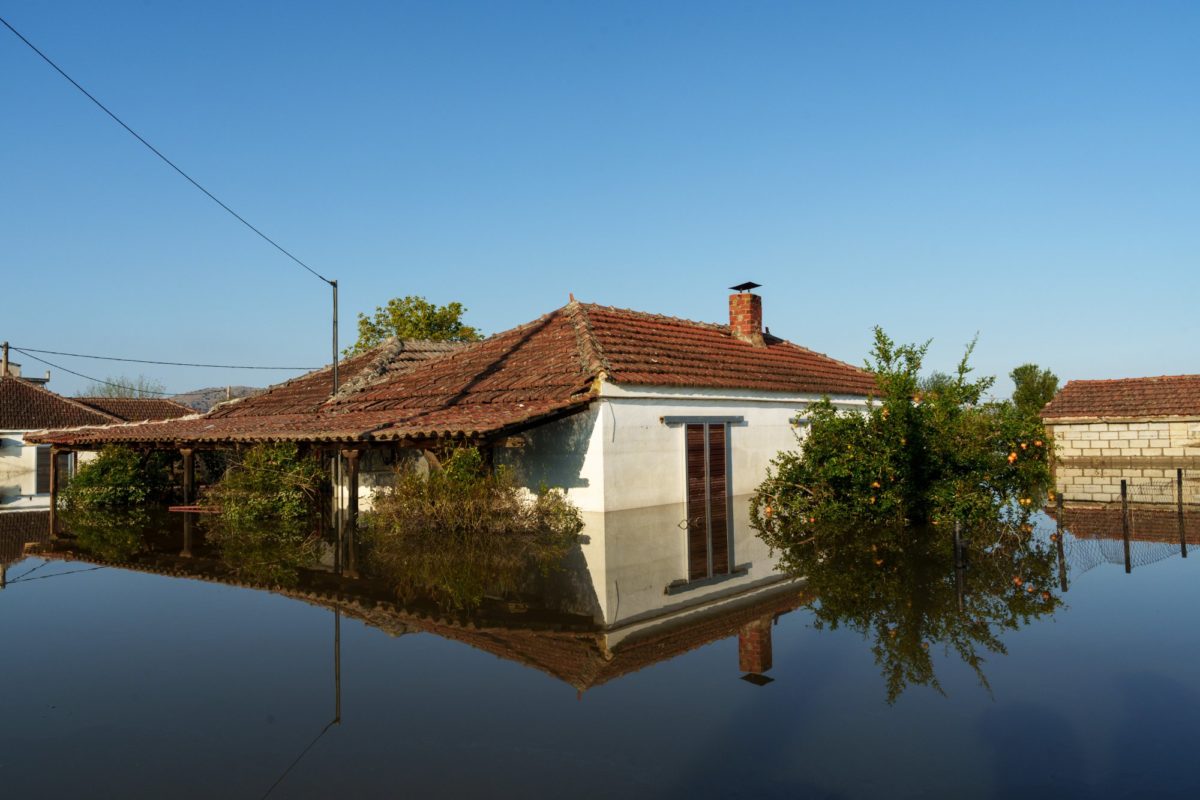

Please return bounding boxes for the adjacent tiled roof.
[28,300,875,447]
[0,376,119,430]
[75,397,195,422]
[1042,375,1200,420]
[0,510,50,568]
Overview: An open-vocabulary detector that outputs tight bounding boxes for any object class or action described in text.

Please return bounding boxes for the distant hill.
[171,385,264,413]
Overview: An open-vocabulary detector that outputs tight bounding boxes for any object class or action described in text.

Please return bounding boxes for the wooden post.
[48,445,60,538]
[341,448,360,577]
[1178,468,1188,559]
[1056,492,1068,592]
[181,511,194,558]
[180,448,195,505]
[1121,479,1131,574]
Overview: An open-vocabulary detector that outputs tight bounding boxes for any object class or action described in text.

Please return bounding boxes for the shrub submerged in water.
[361,448,584,610]
[59,446,174,510]
[202,443,326,525]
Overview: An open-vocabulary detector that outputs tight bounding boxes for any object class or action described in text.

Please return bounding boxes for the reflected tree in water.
[205,519,324,588]
[60,506,152,562]
[770,520,1061,702]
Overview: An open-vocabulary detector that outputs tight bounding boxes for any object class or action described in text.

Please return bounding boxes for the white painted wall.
[598,382,869,513]
[0,431,47,509]
[497,381,869,627]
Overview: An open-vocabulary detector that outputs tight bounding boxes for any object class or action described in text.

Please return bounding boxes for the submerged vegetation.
[752,328,1052,536]
[202,443,326,526]
[750,327,1061,700]
[361,447,583,610]
[59,446,174,510]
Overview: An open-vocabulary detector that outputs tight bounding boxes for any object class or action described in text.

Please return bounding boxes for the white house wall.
[598,382,869,513]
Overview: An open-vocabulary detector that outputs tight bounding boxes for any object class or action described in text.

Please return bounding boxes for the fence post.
[1121,479,1131,574]
[1179,468,1188,559]
[1056,492,1068,592]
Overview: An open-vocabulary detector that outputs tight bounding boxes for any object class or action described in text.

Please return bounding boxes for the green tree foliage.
[1010,363,1059,418]
[348,295,483,355]
[362,447,583,610]
[202,443,326,526]
[771,522,1061,702]
[59,446,174,509]
[751,328,1052,535]
[78,375,167,398]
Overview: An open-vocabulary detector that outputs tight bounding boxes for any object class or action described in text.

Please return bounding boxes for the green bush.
[60,446,174,510]
[202,443,326,526]
[752,328,1052,540]
[206,520,322,588]
[361,447,584,610]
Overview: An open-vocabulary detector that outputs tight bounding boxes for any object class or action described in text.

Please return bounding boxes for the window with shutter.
[35,447,51,495]
[684,422,733,580]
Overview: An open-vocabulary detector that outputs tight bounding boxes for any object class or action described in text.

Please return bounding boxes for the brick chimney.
[738,615,774,675]
[729,291,765,346]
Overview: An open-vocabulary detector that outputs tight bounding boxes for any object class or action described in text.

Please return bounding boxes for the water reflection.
[769,521,1062,702]
[21,506,807,691]
[9,494,1191,703]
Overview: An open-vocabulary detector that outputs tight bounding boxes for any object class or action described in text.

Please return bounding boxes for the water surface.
[2,505,1198,799]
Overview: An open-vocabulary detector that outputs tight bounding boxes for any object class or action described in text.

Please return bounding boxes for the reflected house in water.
[32,505,810,688]
[30,288,873,604]
[1042,374,1200,504]
[0,509,50,588]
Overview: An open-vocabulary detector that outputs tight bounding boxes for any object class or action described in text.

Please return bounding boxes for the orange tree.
[751,328,1051,540]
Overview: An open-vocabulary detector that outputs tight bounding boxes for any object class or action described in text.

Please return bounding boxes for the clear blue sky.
[2,1,1197,397]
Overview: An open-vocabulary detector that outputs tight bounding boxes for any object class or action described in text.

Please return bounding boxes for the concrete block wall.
[1055,466,1200,505]
[1050,420,1200,460]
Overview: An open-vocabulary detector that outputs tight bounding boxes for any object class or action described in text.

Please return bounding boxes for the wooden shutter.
[708,424,730,574]
[685,424,709,580]
[683,422,733,581]
[35,447,51,494]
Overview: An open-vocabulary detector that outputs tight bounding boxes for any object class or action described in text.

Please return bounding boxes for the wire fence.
[1052,467,1199,578]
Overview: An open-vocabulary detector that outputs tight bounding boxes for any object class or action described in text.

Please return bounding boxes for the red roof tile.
[1042,374,1200,420]
[0,377,119,430]
[29,300,875,447]
[75,397,195,422]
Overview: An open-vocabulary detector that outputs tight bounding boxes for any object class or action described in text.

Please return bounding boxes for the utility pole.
[2,341,9,376]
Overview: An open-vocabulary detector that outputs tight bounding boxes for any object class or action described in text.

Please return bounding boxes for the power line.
[0,14,334,287]
[13,346,315,371]
[11,347,175,395]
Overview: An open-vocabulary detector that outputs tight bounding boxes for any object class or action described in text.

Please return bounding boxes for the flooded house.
[0,363,191,509]
[1042,373,1200,505]
[29,289,875,602]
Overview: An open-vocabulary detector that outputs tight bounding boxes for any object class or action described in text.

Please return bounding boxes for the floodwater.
[2,501,1199,799]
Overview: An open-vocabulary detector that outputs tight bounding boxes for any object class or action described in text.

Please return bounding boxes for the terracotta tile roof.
[75,397,195,422]
[1042,374,1200,420]
[581,303,877,395]
[0,376,119,430]
[28,300,875,447]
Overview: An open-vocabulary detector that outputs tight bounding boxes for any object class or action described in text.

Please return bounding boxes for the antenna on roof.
[729,281,761,293]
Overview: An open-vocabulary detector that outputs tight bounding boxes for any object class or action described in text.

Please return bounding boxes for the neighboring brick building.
[1041,374,1200,504]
